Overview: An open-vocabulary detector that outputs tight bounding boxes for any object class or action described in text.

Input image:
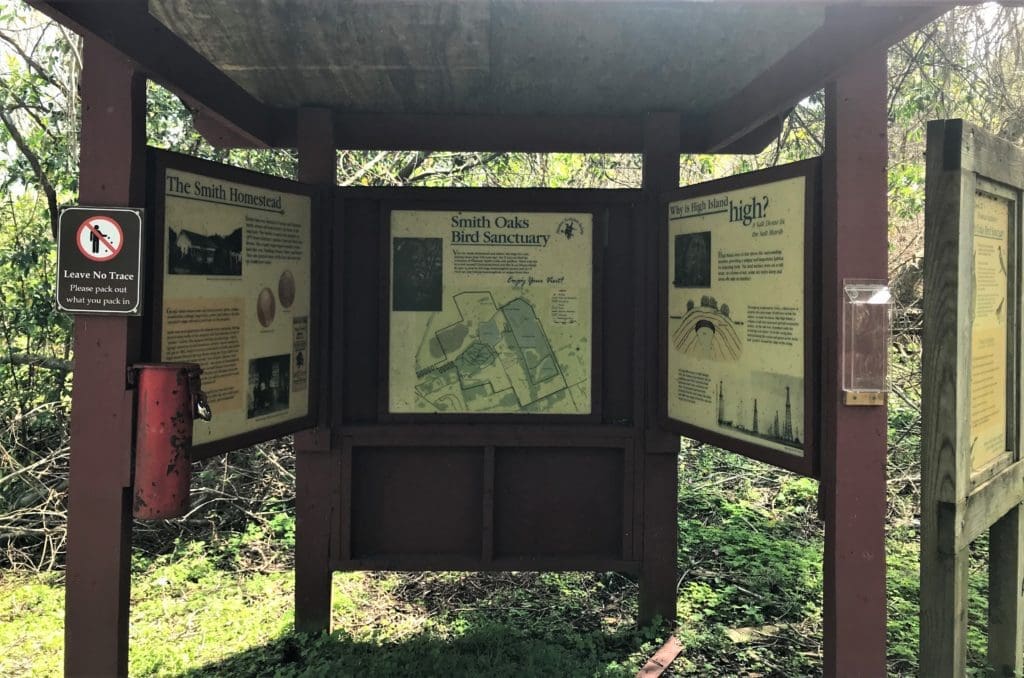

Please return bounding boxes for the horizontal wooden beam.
[284,110,782,155]
[702,4,952,152]
[953,461,1024,553]
[30,0,282,147]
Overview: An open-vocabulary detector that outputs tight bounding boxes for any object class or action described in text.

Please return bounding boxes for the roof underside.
[32,1,950,152]
[148,1,825,118]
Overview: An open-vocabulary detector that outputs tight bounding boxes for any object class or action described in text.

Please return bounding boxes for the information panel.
[970,189,1012,474]
[664,163,817,467]
[388,209,592,415]
[156,159,313,447]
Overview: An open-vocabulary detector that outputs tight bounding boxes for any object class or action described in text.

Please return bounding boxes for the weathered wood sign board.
[148,150,319,457]
[921,119,1024,677]
[660,159,820,476]
[387,209,593,416]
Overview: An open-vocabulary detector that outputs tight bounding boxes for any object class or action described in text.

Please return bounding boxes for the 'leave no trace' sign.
[57,207,144,316]
[76,215,124,262]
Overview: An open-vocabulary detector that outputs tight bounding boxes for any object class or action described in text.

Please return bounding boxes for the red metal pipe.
[132,363,207,520]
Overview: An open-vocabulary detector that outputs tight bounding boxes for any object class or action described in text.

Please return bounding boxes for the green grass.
[0,438,1006,676]
[0,545,665,677]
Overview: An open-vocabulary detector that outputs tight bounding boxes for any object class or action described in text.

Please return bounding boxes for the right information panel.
[969,189,1012,474]
[666,172,808,458]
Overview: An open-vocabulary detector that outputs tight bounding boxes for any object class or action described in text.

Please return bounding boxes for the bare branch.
[3,353,73,373]
[0,29,63,93]
[0,105,60,239]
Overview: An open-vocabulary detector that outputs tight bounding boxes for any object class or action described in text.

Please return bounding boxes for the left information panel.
[155,159,313,447]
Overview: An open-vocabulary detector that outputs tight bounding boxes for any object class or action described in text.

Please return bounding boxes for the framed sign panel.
[660,159,820,476]
[967,184,1016,478]
[922,120,1024,497]
[383,205,598,420]
[148,150,320,458]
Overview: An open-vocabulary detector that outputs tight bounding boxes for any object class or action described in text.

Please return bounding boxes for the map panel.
[389,210,592,415]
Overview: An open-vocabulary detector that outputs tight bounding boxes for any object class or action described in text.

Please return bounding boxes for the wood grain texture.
[920,503,971,678]
[988,504,1024,676]
[147,0,820,117]
[922,119,966,508]
[921,119,1024,678]
[958,123,1024,190]
[959,461,1024,552]
[704,4,948,151]
[921,117,972,678]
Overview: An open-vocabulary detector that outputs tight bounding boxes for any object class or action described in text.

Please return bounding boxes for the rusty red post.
[639,112,681,626]
[821,50,889,676]
[64,36,146,677]
[294,106,337,633]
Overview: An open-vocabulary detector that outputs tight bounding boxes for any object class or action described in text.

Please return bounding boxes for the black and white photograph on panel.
[393,237,443,311]
[167,226,243,276]
[247,353,291,419]
[674,231,712,288]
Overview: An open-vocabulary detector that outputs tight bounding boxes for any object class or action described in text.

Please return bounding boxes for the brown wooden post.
[820,51,889,676]
[639,112,680,626]
[294,106,337,634]
[64,36,146,677]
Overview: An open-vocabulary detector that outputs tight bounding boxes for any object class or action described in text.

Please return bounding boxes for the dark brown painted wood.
[820,51,889,677]
[659,159,821,477]
[338,436,353,563]
[482,445,495,563]
[332,184,643,579]
[703,4,951,151]
[333,555,639,574]
[64,35,146,678]
[294,107,337,635]
[639,112,681,626]
[330,112,784,155]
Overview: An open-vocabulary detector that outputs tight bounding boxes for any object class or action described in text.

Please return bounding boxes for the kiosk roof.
[33,1,954,152]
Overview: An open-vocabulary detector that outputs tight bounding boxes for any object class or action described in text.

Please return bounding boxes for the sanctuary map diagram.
[410,291,589,414]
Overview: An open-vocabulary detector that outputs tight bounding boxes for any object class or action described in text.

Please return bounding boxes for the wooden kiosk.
[33,2,952,675]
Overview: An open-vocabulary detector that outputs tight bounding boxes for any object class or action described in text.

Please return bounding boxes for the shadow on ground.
[178,623,655,677]
[178,569,662,677]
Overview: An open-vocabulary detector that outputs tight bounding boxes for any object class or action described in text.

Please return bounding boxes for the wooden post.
[920,119,972,678]
[64,36,146,677]
[920,120,1024,677]
[988,504,1024,675]
[294,106,337,634]
[639,112,680,626]
[820,51,889,676]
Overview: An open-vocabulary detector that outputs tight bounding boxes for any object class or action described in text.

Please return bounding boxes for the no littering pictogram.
[76,215,124,262]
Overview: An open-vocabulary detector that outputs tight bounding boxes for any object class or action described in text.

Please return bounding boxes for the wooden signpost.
[922,119,1024,676]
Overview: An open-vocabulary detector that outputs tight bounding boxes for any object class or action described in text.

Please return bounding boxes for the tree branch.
[3,353,73,373]
[0,105,59,239]
[0,29,63,93]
